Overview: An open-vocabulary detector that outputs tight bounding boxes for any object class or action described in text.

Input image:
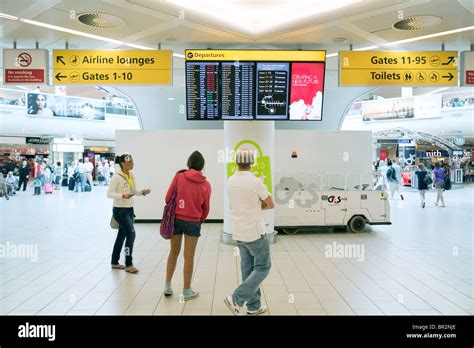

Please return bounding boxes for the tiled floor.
[0,184,472,315]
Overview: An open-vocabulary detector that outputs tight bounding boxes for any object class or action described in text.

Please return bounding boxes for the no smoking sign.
[3,49,48,84]
[15,52,32,67]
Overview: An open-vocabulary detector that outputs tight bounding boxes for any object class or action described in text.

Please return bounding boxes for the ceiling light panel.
[166,0,362,35]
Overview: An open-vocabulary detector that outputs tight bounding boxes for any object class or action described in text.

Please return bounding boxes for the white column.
[222,121,276,244]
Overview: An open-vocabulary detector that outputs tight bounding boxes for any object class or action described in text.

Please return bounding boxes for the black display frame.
[184,49,327,121]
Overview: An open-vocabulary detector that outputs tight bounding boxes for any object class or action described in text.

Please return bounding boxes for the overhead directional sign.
[53,50,172,85]
[339,51,458,86]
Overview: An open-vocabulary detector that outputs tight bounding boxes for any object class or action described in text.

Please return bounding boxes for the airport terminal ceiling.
[0,1,473,105]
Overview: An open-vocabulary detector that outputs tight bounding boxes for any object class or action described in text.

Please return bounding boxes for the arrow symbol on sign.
[442,56,455,65]
[55,72,67,81]
[56,56,65,65]
[442,72,454,81]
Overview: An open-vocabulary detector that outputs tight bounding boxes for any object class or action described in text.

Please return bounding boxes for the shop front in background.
[84,147,115,182]
[0,143,49,177]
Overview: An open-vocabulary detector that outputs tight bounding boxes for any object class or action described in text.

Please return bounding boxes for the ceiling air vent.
[77,12,124,29]
[392,16,441,31]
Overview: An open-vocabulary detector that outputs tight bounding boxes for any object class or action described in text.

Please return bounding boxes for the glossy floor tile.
[0,184,472,315]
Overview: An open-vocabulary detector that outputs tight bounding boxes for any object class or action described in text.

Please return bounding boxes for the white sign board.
[3,49,48,84]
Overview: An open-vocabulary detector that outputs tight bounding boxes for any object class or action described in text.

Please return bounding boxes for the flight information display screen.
[255,63,289,120]
[185,50,326,120]
[186,62,219,120]
[221,62,254,120]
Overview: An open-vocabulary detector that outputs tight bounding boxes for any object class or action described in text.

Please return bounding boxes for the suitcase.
[84,184,91,192]
[62,177,68,187]
[68,178,75,191]
[44,183,53,194]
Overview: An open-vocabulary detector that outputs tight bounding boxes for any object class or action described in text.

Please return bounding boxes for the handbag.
[110,215,119,229]
[423,174,433,185]
[160,175,179,239]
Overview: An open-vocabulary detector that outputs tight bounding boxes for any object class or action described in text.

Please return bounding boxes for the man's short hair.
[236,149,254,169]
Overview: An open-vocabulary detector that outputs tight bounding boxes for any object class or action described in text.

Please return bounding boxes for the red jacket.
[165,169,211,223]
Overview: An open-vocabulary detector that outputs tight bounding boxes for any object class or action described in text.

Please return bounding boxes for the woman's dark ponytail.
[114,155,121,163]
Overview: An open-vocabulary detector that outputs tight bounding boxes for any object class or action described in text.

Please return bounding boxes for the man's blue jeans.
[233,235,271,311]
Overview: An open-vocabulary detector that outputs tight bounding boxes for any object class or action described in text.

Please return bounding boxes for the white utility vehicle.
[274,172,391,234]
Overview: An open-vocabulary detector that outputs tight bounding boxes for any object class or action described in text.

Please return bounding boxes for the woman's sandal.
[111,264,126,269]
[125,266,139,274]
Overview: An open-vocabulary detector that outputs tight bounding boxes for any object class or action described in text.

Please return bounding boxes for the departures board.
[185,50,326,121]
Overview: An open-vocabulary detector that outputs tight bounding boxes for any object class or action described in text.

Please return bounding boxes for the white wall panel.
[116,130,372,220]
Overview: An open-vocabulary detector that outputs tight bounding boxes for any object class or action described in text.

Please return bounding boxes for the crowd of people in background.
[373,157,453,208]
[0,156,115,199]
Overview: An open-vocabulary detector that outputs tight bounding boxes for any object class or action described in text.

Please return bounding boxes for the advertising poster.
[361,94,442,122]
[106,96,137,116]
[362,97,414,121]
[442,91,474,109]
[27,92,105,120]
[0,89,26,107]
[289,62,325,120]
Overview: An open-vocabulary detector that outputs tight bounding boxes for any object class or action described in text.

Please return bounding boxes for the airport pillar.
[221,121,277,245]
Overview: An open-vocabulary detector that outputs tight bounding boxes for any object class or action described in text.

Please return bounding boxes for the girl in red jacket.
[164,151,211,301]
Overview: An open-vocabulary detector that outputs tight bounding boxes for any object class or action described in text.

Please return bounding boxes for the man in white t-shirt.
[225,149,274,316]
[84,157,94,190]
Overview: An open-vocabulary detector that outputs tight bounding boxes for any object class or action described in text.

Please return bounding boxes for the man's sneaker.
[164,282,173,297]
[224,295,243,315]
[422,202,425,208]
[247,305,267,316]
[182,288,199,301]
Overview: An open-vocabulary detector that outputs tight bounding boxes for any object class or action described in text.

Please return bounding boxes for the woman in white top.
[376,160,388,191]
[107,153,151,273]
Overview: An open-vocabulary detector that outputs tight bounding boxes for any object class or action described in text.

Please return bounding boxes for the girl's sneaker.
[182,288,199,301]
[164,282,173,297]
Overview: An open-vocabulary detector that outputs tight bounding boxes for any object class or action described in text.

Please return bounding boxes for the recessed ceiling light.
[332,38,348,43]
[77,12,124,29]
[393,16,442,31]
[167,97,175,100]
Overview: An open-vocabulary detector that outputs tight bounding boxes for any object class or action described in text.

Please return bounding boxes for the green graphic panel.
[226,139,272,193]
